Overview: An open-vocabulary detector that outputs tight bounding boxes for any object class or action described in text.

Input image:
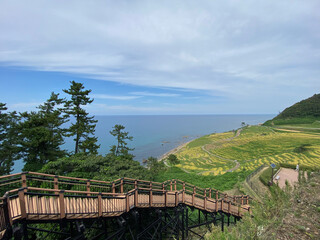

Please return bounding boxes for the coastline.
[159,139,194,161]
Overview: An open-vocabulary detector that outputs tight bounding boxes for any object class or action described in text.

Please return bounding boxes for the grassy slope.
[264,93,320,126]
[172,125,320,176]
[205,172,320,239]
[154,166,250,191]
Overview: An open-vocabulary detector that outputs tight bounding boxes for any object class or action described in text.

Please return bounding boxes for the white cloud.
[0,0,319,103]
[91,94,141,100]
[130,92,180,97]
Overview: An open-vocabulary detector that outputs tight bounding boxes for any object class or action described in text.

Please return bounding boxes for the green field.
[174,125,320,175]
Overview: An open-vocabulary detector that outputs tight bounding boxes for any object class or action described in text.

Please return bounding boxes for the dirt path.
[160,127,243,174]
[201,128,243,173]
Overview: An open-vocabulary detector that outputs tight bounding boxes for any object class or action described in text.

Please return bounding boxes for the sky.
[0,0,319,115]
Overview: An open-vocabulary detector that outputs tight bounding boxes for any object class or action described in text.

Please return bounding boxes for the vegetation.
[41,153,153,181]
[0,103,19,175]
[264,93,320,126]
[109,124,133,156]
[143,156,167,176]
[205,172,320,239]
[259,166,279,186]
[174,125,320,175]
[154,166,250,191]
[63,81,99,154]
[18,93,67,171]
[167,154,180,165]
[275,94,320,119]
[0,81,153,178]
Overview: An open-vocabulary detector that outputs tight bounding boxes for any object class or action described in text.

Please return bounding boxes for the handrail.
[0,172,251,205]
[0,171,251,236]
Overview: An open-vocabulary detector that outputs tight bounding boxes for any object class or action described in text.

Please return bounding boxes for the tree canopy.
[63,81,99,154]
[109,124,133,156]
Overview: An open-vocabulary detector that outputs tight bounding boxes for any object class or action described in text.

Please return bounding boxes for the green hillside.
[264,93,320,125]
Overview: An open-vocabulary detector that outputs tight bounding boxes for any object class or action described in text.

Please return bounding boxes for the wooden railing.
[0,172,251,237]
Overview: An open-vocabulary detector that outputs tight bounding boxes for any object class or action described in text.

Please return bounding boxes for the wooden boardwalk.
[0,172,251,238]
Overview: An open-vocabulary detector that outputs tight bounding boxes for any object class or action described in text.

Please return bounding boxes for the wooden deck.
[0,172,251,238]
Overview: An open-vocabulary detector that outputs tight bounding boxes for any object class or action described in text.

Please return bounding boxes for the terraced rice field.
[175,126,320,175]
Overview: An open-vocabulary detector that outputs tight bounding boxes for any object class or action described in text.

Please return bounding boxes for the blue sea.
[12,114,274,173]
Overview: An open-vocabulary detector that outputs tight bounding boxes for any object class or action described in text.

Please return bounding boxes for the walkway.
[0,172,251,239]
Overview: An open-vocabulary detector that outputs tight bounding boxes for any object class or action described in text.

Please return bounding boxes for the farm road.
[201,128,243,174]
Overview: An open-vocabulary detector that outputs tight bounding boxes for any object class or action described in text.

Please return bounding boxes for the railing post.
[162,183,165,191]
[98,193,102,217]
[209,188,212,198]
[112,182,115,194]
[221,199,224,212]
[59,190,65,219]
[126,193,130,212]
[204,197,207,210]
[4,195,13,227]
[241,195,244,205]
[21,173,27,192]
[87,180,91,196]
[246,196,249,204]
[192,186,195,206]
[216,190,218,200]
[174,180,177,191]
[120,178,124,193]
[170,181,172,191]
[134,180,138,207]
[215,200,218,212]
[175,192,178,206]
[149,184,153,207]
[182,182,185,202]
[134,189,138,207]
[204,189,207,198]
[18,188,27,219]
[165,191,167,207]
[54,176,59,192]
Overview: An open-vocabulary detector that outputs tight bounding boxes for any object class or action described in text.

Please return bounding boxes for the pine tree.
[63,81,99,154]
[38,92,68,159]
[110,124,133,156]
[0,103,20,175]
[19,93,67,171]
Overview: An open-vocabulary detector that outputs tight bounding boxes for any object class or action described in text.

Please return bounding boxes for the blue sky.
[0,0,319,115]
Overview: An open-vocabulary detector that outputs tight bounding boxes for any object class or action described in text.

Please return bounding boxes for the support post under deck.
[221,213,224,232]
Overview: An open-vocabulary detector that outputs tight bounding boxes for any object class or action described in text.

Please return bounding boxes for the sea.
[12,114,274,173]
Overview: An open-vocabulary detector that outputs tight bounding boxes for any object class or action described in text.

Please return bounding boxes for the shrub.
[259,166,279,186]
[167,154,180,165]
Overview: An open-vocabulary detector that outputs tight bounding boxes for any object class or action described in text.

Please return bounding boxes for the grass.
[154,166,250,191]
[205,172,320,239]
[259,166,279,186]
[263,116,320,126]
[172,125,320,175]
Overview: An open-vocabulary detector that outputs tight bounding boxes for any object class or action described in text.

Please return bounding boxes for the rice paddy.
[175,125,320,175]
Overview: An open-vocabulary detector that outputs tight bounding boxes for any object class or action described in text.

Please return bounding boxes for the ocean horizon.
[12,114,274,173]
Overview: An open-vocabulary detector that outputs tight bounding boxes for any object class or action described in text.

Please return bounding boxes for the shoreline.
[159,139,195,161]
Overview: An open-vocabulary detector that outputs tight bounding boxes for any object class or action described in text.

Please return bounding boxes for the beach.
[159,139,194,161]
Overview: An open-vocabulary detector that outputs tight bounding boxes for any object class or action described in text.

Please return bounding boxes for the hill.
[264,94,320,125]
[205,171,320,239]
